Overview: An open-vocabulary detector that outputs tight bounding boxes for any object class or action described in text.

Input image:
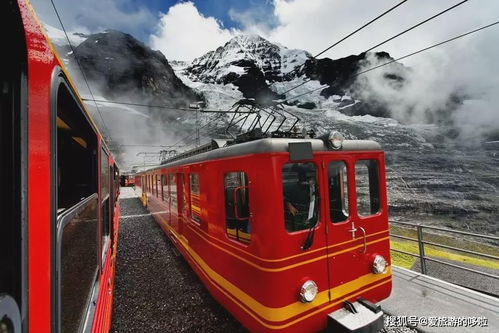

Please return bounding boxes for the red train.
[136,134,392,332]
[1,1,120,332]
[120,174,135,187]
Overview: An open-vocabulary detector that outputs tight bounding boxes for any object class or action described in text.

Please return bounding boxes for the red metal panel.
[19,1,57,331]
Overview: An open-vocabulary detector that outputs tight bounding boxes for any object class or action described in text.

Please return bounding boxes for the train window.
[355,160,380,217]
[190,173,201,223]
[157,175,162,198]
[161,175,166,201]
[101,149,110,200]
[282,163,319,232]
[56,85,97,210]
[55,82,98,332]
[329,161,349,223]
[101,148,110,257]
[170,174,177,211]
[58,195,99,333]
[162,175,169,202]
[224,172,250,243]
[154,175,157,197]
[178,174,188,215]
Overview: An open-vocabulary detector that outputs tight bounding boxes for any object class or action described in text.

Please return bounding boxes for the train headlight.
[329,131,344,150]
[372,255,387,274]
[300,280,318,303]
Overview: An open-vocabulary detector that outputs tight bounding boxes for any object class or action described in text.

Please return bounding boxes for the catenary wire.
[268,0,412,89]
[50,0,112,139]
[283,20,499,103]
[280,0,471,96]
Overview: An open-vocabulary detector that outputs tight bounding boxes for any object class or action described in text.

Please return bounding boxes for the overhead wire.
[268,0,412,90]
[283,20,499,103]
[49,0,113,139]
[279,0,471,96]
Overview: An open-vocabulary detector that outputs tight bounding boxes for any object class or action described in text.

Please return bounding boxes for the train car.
[1,1,121,332]
[120,174,135,187]
[135,133,392,332]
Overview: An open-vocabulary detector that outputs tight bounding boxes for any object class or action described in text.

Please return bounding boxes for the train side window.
[55,82,98,332]
[163,175,169,203]
[161,175,167,201]
[329,161,349,223]
[355,160,380,217]
[179,174,188,215]
[224,172,250,243]
[190,173,201,223]
[170,174,177,211]
[157,175,162,198]
[100,148,110,257]
[282,163,319,232]
[154,175,158,197]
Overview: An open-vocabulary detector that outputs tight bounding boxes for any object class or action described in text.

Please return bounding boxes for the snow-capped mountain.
[187,34,311,84]
[182,34,410,115]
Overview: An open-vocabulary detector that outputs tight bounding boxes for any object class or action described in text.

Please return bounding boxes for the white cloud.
[30,0,156,40]
[150,2,239,61]
[267,0,499,60]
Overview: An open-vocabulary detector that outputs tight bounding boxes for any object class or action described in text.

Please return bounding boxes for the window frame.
[51,72,101,333]
[328,160,350,224]
[189,173,201,224]
[355,159,382,218]
[223,171,251,244]
[281,161,320,233]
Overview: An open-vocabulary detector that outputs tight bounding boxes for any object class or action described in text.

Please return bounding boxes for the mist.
[351,30,499,141]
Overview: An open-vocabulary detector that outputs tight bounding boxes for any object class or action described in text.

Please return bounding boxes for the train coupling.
[326,299,384,333]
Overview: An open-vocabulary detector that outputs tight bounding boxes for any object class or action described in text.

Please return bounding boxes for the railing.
[389,221,499,280]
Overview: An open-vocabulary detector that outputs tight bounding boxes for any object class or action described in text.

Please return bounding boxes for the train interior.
[56,84,97,211]
[0,0,26,328]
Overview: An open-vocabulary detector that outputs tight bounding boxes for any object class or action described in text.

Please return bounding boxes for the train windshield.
[282,163,319,232]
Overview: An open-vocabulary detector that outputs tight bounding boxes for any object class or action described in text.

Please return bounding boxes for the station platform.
[381,266,499,332]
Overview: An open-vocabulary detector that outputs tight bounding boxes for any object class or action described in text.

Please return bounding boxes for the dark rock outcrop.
[74,30,201,107]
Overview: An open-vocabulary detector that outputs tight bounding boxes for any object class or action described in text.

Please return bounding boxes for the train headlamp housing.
[372,255,387,274]
[328,131,344,150]
[299,280,318,303]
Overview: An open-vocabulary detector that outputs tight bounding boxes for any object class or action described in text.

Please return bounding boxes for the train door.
[0,0,26,329]
[324,154,387,300]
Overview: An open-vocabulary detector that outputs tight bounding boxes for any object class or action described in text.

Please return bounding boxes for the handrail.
[391,221,499,241]
[389,220,499,281]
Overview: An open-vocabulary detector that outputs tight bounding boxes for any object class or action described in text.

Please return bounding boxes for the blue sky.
[114,0,276,39]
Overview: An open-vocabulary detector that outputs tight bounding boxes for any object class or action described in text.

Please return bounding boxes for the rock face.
[74,30,201,107]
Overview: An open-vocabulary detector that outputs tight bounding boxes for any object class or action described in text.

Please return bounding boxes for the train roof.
[143,138,381,172]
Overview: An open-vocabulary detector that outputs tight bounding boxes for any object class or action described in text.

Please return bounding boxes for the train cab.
[136,133,391,332]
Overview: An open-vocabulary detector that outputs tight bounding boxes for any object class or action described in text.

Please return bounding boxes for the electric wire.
[49,0,112,139]
[280,0,471,96]
[283,20,499,103]
[268,0,411,90]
